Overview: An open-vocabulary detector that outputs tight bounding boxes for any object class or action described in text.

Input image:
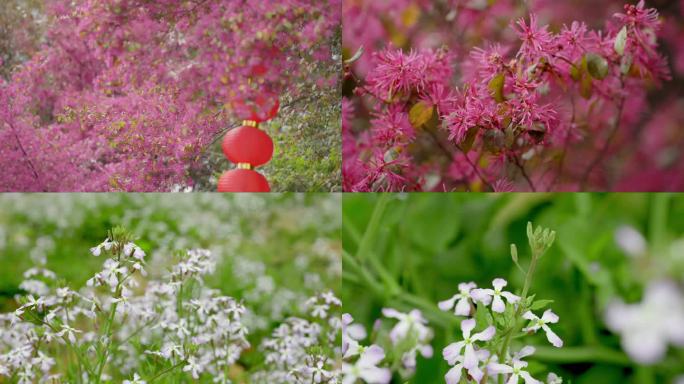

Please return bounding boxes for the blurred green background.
[0,193,341,367]
[342,193,684,384]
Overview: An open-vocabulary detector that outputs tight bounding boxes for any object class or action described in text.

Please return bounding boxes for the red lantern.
[217,169,270,192]
[221,126,274,167]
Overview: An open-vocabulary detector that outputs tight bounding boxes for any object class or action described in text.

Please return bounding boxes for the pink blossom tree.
[1,0,340,191]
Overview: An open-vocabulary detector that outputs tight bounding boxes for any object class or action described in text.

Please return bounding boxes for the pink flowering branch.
[343,0,672,192]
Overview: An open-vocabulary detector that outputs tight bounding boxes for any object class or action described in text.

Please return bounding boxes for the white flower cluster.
[341,308,434,384]
[439,278,563,384]
[252,291,342,383]
[0,235,251,383]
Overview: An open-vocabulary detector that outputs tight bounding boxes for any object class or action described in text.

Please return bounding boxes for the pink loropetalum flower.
[439,282,477,317]
[614,1,660,31]
[442,318,496,381]
[365,48,451,101]
[514,14,554,60]
[342,345,392,384]
[523,310,564,347]
[472,278,521,313]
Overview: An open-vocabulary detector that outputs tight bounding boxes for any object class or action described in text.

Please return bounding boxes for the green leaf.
[474,302,490,330]
[586,53,609,80]
[408,101,435,129]
[580,71,593,99]
[614,26,627,56]
[461,126,480,153]
[530,299,554,311]
[488,73,505,103]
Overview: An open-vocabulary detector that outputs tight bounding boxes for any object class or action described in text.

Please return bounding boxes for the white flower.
[471,278,520,313]
[382,308,432,346]
[31,351,55,373]
[183,356,202,379]
[439,282,477,316]
[488,359,540,384]
[614,225,646,257]
[342,313,367,359]
[123,242,146,261]
[605,279,684,364]
[382,308,434,370]
[547,372,563,384]
[56,324,82,344]
[443,318,495,382]
[90,239,114,256]
[123,373,146,384]
[342,345,391,384]
[523,310,563,347]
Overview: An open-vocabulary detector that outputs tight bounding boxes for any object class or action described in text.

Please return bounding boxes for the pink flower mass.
[0,0,340,191]
[343,0,683,192]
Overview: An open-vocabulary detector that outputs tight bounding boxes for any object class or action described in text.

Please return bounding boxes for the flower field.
[0,194,341,383]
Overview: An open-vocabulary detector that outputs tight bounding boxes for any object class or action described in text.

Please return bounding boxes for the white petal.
[348,323,367,340]
[455,297,471,316]
[459,282,477,292]
[468,364,484,382]
[523,311,538,321]
[445,365,463,384]
[471,288,493,304]
[492,295,506,313]
[442,341,465,365]
[487,363,513,374]
[516,345,536,359]
[360,366,391,384]
[493,278,507,291]
[381,307,402,319]
[463,344,478,370]
[622,329,667,364]
[520,370,541,384]
[541,309,559,323]
[473,326,496,342]
[359,345,386,366]
[541,324,563,347]
[439,296,457,311]
[461,318,476,338]
[507,373,520,384]
[421,344,433,358]
[501,291,521,303]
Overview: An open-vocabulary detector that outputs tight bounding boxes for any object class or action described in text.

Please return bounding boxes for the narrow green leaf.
[488,73,505,103]
[614,26,627,56]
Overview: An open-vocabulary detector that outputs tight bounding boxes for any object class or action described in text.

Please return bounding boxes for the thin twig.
[512,154,536,192]
[580,78,626,189]
[426,129,494,191]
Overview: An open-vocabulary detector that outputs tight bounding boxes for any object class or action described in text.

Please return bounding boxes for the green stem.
[147,360,186,383]
[498,248,539,363]
[533,345,631,365]
[649,194,670,253]
[356,194,390,262]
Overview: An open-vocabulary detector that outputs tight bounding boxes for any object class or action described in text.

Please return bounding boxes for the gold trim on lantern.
[242,120,259,128]
[236,163,253,170]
